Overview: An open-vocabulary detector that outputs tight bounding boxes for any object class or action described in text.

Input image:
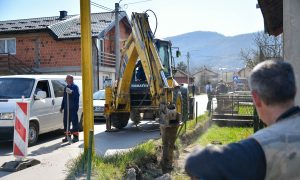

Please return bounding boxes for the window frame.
[0,38,16,55]
[51,80,67,98]
[35,80,51,98]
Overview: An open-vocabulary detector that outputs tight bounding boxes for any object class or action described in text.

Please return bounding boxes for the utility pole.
[187,52,190,85]
[115,2,121,80]
[186,52,190,119]
[80,0,94,152]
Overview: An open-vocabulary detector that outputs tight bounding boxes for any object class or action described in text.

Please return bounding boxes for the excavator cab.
[155,39,173,78]
[129,39,177,123]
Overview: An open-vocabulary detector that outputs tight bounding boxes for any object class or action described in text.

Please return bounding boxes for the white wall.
[283,0,300,105]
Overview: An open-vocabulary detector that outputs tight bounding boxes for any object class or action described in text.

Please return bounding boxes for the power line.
[91,1,114,12]
[125,0,152,5]
[91,1,125,20]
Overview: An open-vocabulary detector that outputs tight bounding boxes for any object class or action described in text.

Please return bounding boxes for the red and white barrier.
[13,102,30,159]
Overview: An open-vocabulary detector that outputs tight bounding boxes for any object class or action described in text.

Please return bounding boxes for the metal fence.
[211,94,255,125]
[210,94,265,131]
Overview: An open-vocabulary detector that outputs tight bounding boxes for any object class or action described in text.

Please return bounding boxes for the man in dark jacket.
[60,75,80,143]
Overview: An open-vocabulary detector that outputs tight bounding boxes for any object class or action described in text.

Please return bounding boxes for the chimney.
[59,10,68,19]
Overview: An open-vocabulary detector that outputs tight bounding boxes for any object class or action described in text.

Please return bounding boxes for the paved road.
[0,94,208,180]
[0,121,161,180]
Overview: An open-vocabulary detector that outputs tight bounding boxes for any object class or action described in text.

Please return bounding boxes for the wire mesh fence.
[213,94,254,116]
[211,93,265,131]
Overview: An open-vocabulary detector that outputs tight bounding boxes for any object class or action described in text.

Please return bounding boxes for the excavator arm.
[105,12,182,172]
[105,13,175,121]
[116,13,169,109]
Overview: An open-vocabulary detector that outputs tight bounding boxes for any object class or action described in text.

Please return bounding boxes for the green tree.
[177,61,187,72]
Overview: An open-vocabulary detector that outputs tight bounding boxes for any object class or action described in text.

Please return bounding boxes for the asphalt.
[0,94,208,180]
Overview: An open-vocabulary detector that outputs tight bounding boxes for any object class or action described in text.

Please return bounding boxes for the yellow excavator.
[104,12,192,171]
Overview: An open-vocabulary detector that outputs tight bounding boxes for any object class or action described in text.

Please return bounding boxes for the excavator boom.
[105,12,189,172]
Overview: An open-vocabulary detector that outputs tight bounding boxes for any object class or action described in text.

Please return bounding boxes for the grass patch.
[178,112,209,136]
[68,113,210,179]
[67,140,157,179]
[197,124,253,146]
[236,104,254,115]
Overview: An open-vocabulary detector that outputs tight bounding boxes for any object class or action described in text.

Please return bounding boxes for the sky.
[0,0,264,38]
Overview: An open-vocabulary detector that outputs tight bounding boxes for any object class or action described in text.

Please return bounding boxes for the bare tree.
[240,31,283,69]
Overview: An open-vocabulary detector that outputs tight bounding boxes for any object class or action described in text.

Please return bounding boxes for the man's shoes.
[62,135,71,143]
[62,137,68,143]
[72,136,79,143]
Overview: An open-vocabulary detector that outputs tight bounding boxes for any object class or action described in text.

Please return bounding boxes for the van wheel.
[28,122,39,147]
[79,113,83,132]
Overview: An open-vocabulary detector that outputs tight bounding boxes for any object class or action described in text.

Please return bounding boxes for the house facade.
[173,69,194,84]
[237,66,252,79]
[0,11,132,91]
[193,67,219,93]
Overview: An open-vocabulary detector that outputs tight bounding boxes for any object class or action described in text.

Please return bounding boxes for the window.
[0,38,16,54]
[35,80,51,98]
[52,80,66,97]
[0,78,35,99]
[97,38,104,63]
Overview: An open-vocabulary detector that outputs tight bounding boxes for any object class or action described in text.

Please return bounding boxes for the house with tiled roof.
[193,67,219,93]
[173,69,194,84]
[0,10,132,90]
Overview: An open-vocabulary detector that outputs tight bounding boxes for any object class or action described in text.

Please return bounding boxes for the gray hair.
[249,60,296,105]
[66,74,74,79]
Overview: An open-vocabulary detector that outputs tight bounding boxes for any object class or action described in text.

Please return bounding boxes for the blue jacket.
[61,83,80,111]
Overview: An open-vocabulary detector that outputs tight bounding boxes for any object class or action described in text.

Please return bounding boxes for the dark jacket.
[61,83,80,111]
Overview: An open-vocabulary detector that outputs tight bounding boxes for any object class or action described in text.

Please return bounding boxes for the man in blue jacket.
[60,75,80,143]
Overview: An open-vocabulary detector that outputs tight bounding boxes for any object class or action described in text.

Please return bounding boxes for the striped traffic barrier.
[13,102,29,158]
[1,101,40,172]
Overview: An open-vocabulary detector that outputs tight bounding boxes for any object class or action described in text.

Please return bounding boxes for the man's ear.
[252,90,262,107]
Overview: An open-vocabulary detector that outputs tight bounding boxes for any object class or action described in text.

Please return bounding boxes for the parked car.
[0,75,83,146]
[93,89,105,121]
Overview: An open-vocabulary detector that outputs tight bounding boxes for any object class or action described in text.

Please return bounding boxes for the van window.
[52,80,66,97]
[0,78,35,99]
[35,80,51,98]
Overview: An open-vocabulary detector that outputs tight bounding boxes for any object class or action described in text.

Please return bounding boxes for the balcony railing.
[99,52,116,67]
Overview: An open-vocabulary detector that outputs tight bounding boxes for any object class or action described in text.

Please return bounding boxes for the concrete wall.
[283,0,300,105]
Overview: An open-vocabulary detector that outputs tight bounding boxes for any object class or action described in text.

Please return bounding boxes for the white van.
[0,75,83,146]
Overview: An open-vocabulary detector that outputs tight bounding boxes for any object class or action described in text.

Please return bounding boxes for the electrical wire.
[91,1,114,12]
[91,1,125,22]
[126,0,152,5]
[144,9,158,37]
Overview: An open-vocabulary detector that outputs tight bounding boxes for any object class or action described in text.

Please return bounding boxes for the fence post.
[196,102,198,124]
[237,96,240,113]
[231,95,234,116]
[87,129,94,180]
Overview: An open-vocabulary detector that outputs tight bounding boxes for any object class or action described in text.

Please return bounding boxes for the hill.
[164,31,256,71]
